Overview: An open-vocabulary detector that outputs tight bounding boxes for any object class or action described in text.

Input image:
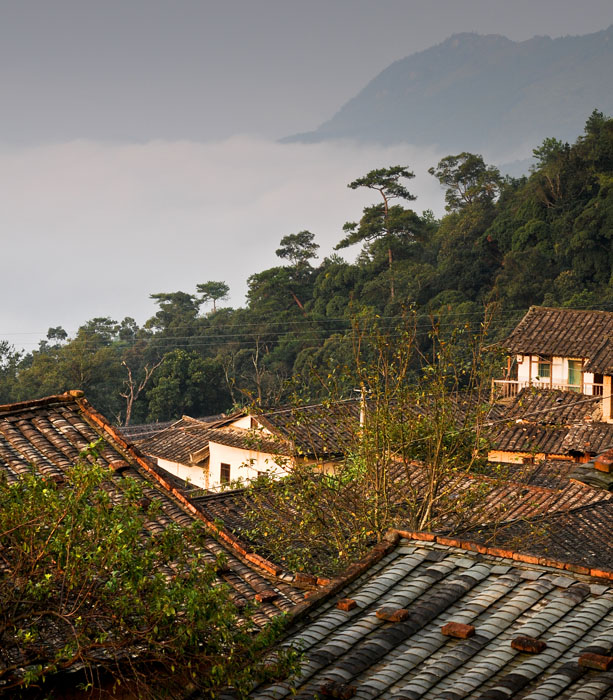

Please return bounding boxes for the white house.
[136,402,359,491]
[494,306,613,420]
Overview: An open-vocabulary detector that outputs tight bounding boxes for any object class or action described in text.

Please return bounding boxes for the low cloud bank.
[0,136,447,345]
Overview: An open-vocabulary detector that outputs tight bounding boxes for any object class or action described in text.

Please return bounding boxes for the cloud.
[0,136,446,347]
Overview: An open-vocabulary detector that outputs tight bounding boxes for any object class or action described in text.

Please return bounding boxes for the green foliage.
[146,349,231,421]
[197,280,230,313]
[276,230,319,267]
[0,446,295,696]
[1,113,613,419]
[242,313,497,574]
[428,152,502,212]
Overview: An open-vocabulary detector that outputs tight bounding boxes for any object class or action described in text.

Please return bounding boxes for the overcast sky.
[2,1,613,345]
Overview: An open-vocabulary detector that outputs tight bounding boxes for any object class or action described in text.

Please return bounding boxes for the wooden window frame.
[220,462,231,484]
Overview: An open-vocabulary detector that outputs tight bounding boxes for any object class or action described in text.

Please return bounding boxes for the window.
[568,360,582,391]
[220,463,231,484]
[537,356,551,380]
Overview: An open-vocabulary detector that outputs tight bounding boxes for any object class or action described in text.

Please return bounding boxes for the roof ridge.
[394,529,613,580]
[0,390,80,415]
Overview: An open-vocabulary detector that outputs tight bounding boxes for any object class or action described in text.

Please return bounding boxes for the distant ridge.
[283,27,613,159]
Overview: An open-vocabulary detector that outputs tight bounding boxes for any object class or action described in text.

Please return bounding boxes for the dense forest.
[2,111,612,424]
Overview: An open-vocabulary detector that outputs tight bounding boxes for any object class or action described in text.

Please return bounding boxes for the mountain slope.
[285,28,613,159]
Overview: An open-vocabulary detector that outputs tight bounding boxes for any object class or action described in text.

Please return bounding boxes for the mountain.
[284,27,613,159]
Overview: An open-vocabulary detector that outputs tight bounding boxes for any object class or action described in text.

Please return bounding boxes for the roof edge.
[0,390,80,415]
[286,526,613,623]
[394,529,613,580]
[74,395,288,580]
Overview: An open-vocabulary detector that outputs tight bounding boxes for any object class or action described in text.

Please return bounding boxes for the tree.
[197,281,230,313]
[428,152,501,212]
[276,230,319,268]
[243,311,497,574]
[146,349,231,421]
[120,356,163,426]
[336,166,418,300]
[0,446,295,697]
[147,291,202,335]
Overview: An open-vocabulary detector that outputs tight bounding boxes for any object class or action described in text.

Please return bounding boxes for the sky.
[2,0,613,347]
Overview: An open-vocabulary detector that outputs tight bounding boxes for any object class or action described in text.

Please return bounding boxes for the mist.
[0,136,449,347]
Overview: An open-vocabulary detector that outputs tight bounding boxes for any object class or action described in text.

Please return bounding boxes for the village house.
[136,401,360,490]
[494,306,613,422]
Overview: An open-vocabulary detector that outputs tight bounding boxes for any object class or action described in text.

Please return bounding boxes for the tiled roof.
[258,392,491,459]
[501,387,601,424]
[489,422,570,454]
[0,393,305,626]
[395,464,611,531]
[488,388,611,457]
[136,416,218,464]
[258,401,361,457]
[207,426,291,456]
[462,500,613,573]
[501,305,613,357]
[482,459,579,490]
[253,533,613,700]
[569,460,613,490]
[561,421,613,455]
[137,417,292,466]
[584,334,613,374]
[119,413,226,441]
[189,462,611,571]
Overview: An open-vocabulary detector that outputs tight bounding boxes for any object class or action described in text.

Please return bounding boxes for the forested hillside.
[2,111,612,423]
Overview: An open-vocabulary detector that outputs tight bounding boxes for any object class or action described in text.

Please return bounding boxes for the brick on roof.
[0,393,305,627]
[252,533,613,699]
[502,305,613,357]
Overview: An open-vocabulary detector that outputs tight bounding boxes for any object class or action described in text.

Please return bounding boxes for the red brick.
[512,552,540,565]
[376,606,409,622]
[595,449,613,472]
[564,562,591,575]
[579,653,613,671]
[395,530,436,541]
[294,572,318,586]
[590,568,613,580]
[336,598,357,612]
[441,622,476,639]
[511,636,547,653]
[255,589,278,603]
